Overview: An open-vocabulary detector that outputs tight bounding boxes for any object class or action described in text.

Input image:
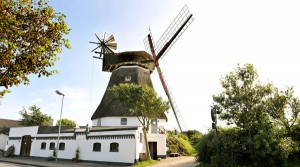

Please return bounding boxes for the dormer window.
[121,118,127,125]
[125,76,131,82]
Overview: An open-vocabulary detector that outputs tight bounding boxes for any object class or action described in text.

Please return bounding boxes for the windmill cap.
[102,51,155,73]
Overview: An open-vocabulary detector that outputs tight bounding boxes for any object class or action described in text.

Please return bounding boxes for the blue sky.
[1,0,300,133]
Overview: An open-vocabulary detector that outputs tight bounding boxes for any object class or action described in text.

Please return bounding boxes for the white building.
[5,51,168,164]
[7,117,166,164]
[0,119,21,151]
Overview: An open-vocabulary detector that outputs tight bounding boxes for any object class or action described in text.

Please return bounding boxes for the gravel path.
[148,156,197,167]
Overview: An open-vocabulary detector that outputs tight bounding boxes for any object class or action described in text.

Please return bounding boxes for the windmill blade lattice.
[144,5,194,60]
[90,33,117,58]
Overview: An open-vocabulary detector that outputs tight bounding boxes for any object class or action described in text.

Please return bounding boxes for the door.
[20,135,32,157]
[148,142,157,160]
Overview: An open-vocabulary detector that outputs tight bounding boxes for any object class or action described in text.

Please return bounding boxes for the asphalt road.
[0,156,197,167]
[0,162,37,167]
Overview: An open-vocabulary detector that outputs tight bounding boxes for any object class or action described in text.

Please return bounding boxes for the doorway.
[148,142,157,160]
[20,135,32,157]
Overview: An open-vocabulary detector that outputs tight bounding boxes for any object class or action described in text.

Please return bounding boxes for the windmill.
[144,5,194,132]
[90,5,193,133]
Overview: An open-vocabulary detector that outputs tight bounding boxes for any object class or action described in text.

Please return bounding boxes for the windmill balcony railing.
[158,127,166,134]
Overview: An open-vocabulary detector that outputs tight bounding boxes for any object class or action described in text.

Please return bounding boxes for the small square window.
[59,142,65,150]
[110,143,119,152]
[49,142,55,150]
[41,142,46,150]
[93,143,101,152]
[121,118,127,125]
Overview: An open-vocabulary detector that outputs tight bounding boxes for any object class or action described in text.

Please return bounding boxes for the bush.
[196,127,300,167]
[177,137,196,155]
[169,145,178,153]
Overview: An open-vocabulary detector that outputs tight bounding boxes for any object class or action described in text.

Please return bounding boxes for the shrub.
[169,145,178,153]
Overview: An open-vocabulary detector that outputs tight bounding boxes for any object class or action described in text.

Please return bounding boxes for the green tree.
[109,83,170,160]
[267,87,300,137]
[0,0,71,96]
[19,105,52,126]
[56,118,76,127]
[211,64,281,165]
[185,130,203,147]
[212,64,274,130]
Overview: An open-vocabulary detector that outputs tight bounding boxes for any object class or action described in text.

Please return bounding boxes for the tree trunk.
[143,128,151,160]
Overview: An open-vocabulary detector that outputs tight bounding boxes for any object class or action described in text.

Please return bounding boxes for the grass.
[132,160,157,167]
[177,137,197,156]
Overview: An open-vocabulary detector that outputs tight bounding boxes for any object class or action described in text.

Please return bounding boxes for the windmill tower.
[144,5,194,132]
[90,33,167,123]
[90,5,193,133]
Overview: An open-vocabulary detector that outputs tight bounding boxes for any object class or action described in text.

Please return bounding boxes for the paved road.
[0,162,37,167]
[148,156,197,167]
[0,156,197,167]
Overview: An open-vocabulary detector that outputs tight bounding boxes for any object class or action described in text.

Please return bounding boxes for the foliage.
[185,130,203,147]
[185,130,203,140]
[277,137,298,160]
[72,147,80,161]
[197,64,300,167]
[133,160,157,167]
[266,87,300,136]
[56,118,76,127]
[169,145,178,153]
[167,131,196,156]
[19,105,52,126]
[47,148,56,161]
[178,133,189,140]
[47,155,55,161]
[212,64,273,131]
[177,137,196,155]
[109,83,170,160]
[0,0,71,96]
[52,148,56,157]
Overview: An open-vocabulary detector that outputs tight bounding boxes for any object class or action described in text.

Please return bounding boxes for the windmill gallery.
[1,5,194,164]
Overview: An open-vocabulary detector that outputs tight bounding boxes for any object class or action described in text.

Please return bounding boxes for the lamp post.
[55,90,65,162]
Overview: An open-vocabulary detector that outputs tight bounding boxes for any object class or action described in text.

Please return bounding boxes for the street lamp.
[55,90,65,162]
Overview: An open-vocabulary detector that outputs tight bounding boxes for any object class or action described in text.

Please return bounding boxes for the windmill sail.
[153,5,194,60]
[158,69,187,132]
[144,5,194,132]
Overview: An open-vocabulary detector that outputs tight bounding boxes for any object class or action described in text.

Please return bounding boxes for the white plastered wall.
[7,126,38,155]
[0,133,8,150]
[29,129,140,164]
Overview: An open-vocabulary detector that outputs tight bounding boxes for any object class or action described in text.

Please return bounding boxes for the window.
[140,133,142,143]
[59,142,65,150]
[97,119,101,126]
[49,142,55,150]
[110,142,119,152]
[151,119,158,134]
[93,143,101,152]
[41,142,46,150]
[125,76,131,81]
[121,118,127,125]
